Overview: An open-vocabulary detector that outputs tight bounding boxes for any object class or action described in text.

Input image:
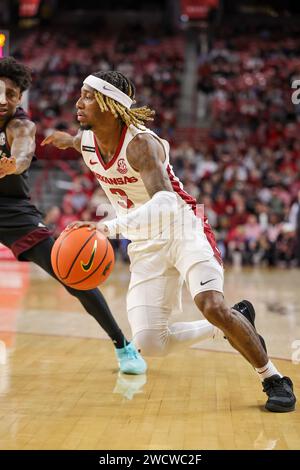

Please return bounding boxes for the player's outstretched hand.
[0,156,17,178]
[41,131,74,149]
[65,220,97,232]
[65,221,109,236]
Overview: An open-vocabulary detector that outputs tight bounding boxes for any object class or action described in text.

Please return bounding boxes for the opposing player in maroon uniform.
[43,70,296,412]
[0,57,146,375]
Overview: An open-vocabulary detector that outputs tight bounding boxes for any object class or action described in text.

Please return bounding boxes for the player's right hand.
[41,131,73,149]
[65,221,97,232]
[65,220,109,236]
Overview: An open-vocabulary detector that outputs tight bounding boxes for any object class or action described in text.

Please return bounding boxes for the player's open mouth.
[0,109,8,116]
[77,113,86,121]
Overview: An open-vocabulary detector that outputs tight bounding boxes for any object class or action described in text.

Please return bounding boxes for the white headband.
[83,75,133,109]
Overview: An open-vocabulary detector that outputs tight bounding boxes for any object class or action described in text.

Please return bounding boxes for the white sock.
[168,319,216,346]
[255,360,283,381]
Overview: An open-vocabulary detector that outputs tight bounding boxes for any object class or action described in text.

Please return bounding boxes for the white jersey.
[81,125,168,215]
[81,125,193,239]
[81,124,221,264]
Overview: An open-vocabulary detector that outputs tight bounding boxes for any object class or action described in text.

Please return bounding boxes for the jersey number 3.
[109,188,135,209]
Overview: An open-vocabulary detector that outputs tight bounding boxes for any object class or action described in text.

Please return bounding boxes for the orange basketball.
[51,227,115,290]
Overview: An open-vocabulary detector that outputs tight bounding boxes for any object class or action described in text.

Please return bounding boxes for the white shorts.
[127,207,224,312]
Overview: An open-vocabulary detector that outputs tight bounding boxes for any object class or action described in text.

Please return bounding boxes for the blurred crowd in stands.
[195,28,300,266]
[13,28,183,144]
[13,26,300,267]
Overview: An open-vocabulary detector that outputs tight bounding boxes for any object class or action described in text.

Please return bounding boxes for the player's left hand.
[0,156,17,178]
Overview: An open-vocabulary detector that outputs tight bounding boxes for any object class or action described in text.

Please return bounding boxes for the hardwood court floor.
[0,261,299,450]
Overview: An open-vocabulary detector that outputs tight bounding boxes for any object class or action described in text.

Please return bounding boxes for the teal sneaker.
[115,342,147,375]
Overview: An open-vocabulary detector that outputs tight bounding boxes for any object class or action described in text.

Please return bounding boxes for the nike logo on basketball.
[81,240,98,272]
[89,159,98,165]
[200,278,216,286]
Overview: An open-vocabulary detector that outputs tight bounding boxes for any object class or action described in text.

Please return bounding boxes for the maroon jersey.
[0,107,32,199]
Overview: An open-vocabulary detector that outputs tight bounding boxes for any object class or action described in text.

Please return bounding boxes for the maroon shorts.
[0,199,52,260]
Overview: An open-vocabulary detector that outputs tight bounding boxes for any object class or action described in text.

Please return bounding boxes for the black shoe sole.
[234,300,267,353]
[265,402,296,412]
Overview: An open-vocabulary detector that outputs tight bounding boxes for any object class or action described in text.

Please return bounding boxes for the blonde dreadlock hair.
[92,71,155,129]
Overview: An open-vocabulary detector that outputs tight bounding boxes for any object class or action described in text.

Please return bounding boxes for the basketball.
[51,227,115,290]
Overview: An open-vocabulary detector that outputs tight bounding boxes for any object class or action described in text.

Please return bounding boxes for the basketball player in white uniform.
[43,71,296,412]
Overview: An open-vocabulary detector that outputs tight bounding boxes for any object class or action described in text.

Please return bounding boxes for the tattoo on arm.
[126,134,173,198]
[7,119,36,174]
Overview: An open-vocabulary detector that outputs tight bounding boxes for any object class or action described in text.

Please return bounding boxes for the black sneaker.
[232,300,267,353]
[263,375,296,412]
